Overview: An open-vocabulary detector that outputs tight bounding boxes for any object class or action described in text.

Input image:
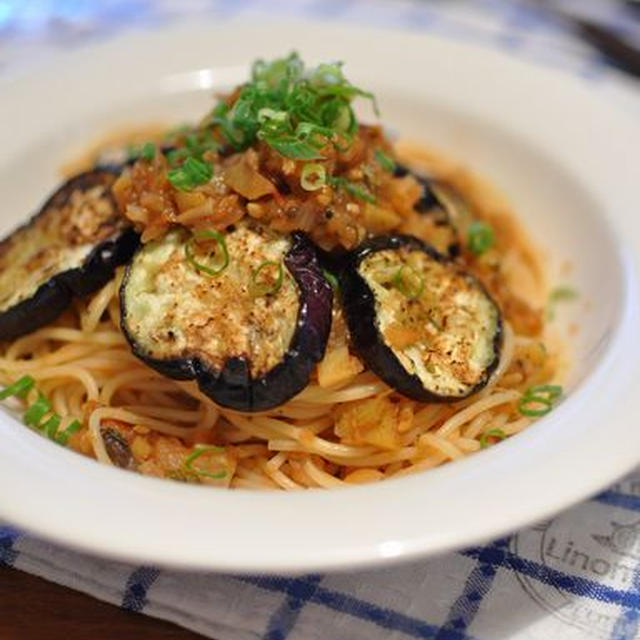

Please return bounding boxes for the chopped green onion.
[392,265,424,300]
[300,163,327,191]
[0,375,35,400]
[257,108,289,124]
[479,428,507,449]
[331,103,355,134]
[42,414,61,439]
[547,286,578,321]
[261,135,325,160]
[467,220,495,256]
[322,269,339,292]
[259,118,332,161]
[327,176,376,204]
[518,384,563,417]
[518,396,552,417]
[24,394,51,427]
[250,260,284,297]
[184,445,227,480]
[185,129,220,156]
[344,182,376,204]
[141,142,156,161]
[168,157,213,191]
[165,127,220,168]
[185,230,229,277]
[295,121,334,140]
[209,52,376,160]
[549,286,578,303]
[126,141,156,162]
[374,149,396,172]
[525,384,563,402]
[55,419,82,446]
[166,148,189,167]
[0,376,82,446]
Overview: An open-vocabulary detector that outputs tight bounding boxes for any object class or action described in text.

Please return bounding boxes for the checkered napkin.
[3,472,640,640]
[1,1,640,639]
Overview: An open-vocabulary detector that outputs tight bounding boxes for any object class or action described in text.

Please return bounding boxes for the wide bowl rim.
[0,17,639,573]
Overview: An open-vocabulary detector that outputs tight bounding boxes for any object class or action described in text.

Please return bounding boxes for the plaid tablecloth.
[1,1,640,639]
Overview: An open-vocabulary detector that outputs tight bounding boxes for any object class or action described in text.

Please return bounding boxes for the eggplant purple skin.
[0,170,139,341]
[120,231,333,412]
[394,163,461,258]
[338,234,503,403]
[102,427,135,470]
[394,163,439,210]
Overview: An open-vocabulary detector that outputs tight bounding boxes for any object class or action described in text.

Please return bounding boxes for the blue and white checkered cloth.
[1,1,640,638]
[3,476,640,639]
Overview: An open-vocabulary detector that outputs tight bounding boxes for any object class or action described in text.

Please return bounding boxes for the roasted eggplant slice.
[340,234,502,402]
[120,223,333,412]
[0,169,138,340]
[396,164,463,258]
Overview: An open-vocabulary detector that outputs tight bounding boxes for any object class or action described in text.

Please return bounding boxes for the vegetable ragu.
[0,52,564,489]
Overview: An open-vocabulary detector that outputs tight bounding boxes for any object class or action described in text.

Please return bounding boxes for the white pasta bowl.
[0,18,639,573]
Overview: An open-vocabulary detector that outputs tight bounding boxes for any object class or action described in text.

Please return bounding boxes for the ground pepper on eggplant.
[339,234,502,402]
[120,223,333,411]
[0,51,550,478]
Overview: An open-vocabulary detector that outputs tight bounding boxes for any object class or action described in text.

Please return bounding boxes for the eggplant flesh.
[340,234,502,402]
[0,169,139,340]
[395,164,462,258]
[120,223,333,412]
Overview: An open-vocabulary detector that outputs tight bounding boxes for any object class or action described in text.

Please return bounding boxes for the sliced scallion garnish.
[250,260,284,298]
[374,149,396,172]
[467,220,495,256]
[300,163,327,191]
[0,376,83,446]
[526,384,563,401]
[549,286,578,303]
[209,52,376,160]
[0,375,35,400]
[185,230,229,277]
[479,428,507,449]
[392,265,424,300]
[166,128,220,168]
[547,286,578,320]
[127,141,156,162]
[168,157,213,191]
[55,419,83,445]
[518,384,563,417]
[141,142,156,161]
[42,413,61,439]
[518,397,552,417]
[24,393,51,427]
[327,176,376,204]
[184,445,227,480]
